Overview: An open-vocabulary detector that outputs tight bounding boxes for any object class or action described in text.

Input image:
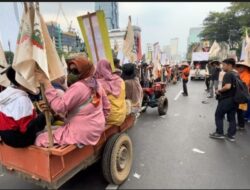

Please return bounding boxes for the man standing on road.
[210,58,237,142]
[205,62,212,92]
[181,62,190,96]
[208,61,221,98]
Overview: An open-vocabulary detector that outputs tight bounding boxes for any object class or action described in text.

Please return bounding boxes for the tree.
[199,3,250,58]
[4,51,14,65]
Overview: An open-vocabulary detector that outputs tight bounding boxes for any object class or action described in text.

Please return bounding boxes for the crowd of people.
[0,55,144,148]
[204,58,250,142]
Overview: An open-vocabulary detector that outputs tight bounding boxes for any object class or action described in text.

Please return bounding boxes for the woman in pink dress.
[35,56,110,147]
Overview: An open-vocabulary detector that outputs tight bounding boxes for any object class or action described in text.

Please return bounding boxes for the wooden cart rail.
[0,114,135,189]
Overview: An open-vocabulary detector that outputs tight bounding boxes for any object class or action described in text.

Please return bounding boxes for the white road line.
[106,184,119,190]
[174,90,183,101]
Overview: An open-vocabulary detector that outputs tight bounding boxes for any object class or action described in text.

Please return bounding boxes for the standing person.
[205,62,212,92]
[209,58,237,142]
[181,62,190,96]
[208,61,221,98]
[235,60,250,130]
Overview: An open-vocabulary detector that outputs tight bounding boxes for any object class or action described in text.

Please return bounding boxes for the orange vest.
[182,66,190,80]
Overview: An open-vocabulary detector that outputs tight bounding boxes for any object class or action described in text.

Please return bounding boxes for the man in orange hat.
[235,60,250,130]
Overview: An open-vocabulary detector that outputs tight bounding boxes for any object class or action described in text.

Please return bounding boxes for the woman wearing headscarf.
[35,55,110,147]
[95,59,126,126]
[122,63,143,114]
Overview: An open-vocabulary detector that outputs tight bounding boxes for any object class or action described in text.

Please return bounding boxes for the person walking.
[181,62,190,96]
[209,58,237,142]
[208,61,221,98]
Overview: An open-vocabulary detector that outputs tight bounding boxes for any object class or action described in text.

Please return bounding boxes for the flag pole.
[36,3,54,148]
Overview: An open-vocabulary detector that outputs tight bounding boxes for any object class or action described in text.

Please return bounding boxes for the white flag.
[209,40,221,58]
[12,5,64,94]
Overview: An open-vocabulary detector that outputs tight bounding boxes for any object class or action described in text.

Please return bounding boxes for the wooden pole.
[40,83,54,148]
[88,12,99,62]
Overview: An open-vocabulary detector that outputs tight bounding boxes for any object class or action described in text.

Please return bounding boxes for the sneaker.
[207,95,213,98]
[225,134,235,142]
[209,132,225,139]
[237,127,245,131]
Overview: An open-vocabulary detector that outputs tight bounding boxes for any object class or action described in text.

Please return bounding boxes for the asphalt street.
[1,80,250,189]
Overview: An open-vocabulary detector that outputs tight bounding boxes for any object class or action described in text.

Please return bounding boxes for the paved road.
[1,80,250,189]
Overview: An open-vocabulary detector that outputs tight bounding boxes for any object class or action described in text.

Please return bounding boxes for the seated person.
[35,55,110,147]
[95,59,126,126]
[0,67,46,148]
[122,63,143,114]
[113,58,122,76]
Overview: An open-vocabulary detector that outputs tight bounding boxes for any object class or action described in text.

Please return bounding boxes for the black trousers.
[237,108,245,128]
[182,79,188,95]
[205,77,211,91]
[0,113,46,148]
[215,98,237,137]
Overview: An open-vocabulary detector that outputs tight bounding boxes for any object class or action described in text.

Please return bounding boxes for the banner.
[192,52,209,61]
[77,10,115,71]
[122,16,137,63]
[12,4,65,94]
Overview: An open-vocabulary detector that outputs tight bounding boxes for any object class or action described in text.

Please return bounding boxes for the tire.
[102,133,133,185]
[191,77,194,81]
[141,94,149,113]
[158,96,168,116]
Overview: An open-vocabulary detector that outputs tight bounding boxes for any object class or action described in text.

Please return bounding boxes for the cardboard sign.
[77,11,114,71]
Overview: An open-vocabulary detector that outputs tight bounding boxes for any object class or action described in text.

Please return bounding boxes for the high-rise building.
[47,22,85,53]
[187,27,203,46]
[170,38,179,57]
[95,2,119,30]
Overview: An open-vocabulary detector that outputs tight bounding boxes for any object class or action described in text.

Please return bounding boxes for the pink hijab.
[95,59,122,97]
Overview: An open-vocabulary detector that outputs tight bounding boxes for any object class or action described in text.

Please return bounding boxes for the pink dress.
[35,81,110,147]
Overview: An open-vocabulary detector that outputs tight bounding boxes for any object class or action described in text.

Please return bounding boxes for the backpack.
[232,73,250,104]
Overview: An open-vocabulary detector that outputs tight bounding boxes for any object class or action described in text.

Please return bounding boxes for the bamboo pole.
[40,83,54,148]
[35,4,54,148]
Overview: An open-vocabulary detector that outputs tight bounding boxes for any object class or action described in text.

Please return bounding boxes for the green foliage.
[199,2,250,57]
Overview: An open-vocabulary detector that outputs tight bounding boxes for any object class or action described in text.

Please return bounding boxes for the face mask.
[67,73,80,87]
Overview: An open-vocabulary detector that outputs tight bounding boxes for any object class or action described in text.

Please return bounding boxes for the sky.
[0,2,230,58]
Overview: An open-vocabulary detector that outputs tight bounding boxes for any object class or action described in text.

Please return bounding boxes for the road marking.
[106,184,119,190]
[192,148,205,154]
[174,90,183,101]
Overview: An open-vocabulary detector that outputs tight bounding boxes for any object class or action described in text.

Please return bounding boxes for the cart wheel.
[141,94,149,113]
[102,133,133,185]
[158,96,168,116]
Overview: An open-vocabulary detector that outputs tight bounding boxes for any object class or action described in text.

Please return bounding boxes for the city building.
[95,2,119,30]
[109,25,141,52]
[187,27,203,46]
[170,38,179,56]
[46,22,85,53]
